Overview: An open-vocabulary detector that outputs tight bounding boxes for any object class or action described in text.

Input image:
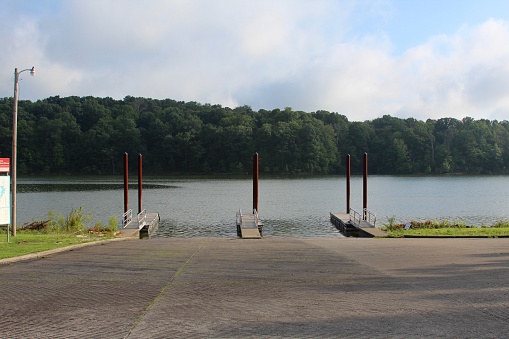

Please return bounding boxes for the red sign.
[0,158,10,173]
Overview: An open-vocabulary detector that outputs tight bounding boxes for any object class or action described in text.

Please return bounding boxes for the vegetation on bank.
[0,207,119,260]
[3,207,509,261]
[1,96,508,175]
[381,218,509,237]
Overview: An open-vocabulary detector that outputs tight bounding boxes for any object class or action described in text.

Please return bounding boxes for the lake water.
[16,175,509,237]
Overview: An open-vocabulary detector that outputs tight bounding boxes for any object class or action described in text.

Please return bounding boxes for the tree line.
[0,95,508,175]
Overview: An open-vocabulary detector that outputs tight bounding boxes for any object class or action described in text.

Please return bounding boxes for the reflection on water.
[16,175,509,237]
[18,183,169,193]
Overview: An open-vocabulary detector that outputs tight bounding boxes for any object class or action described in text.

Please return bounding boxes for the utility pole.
[11,67,35,236]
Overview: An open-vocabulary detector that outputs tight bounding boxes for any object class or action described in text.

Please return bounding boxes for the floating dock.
[330,209,387,237]
[236,210,263,239]
[121,209,160,238]
[330,212,360,236]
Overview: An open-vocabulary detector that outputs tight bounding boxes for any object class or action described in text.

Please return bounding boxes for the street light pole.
[11,67,35,237]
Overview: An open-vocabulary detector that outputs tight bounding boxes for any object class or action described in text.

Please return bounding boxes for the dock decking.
[330,212,359,235]
[236,210,263,239]
[330,211,387,237]
[121,209,160,238]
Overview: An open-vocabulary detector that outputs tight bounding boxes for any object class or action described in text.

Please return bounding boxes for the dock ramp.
[121,209,160,238]
[236,209,263,239]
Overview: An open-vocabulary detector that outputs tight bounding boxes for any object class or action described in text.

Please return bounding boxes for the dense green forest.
[0,95,508,175]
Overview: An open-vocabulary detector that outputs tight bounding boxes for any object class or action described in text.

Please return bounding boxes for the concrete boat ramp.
[1,237,509,338]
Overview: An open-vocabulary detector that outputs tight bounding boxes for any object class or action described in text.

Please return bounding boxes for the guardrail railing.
[236,209,242,225]
[137,209,147,228]
[253,208,263,234]
[349,208,362,225]
[349,208,377,227]
[364,208,377,227]
[122,209,133,228]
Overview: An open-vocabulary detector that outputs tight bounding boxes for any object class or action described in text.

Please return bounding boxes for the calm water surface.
[16,176,509,237]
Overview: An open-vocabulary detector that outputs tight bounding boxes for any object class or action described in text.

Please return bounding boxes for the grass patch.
[386,227,509,237]
[381,217,509,237]
[0,207,119,260]
[0,230,116,259]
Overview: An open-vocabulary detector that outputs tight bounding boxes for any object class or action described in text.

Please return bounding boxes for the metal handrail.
[236,209,242,225]
[349,208,377,227]
[364,208,377,227]
[349,208,362,225]
[122,209,132,228]
[137,209,147,228]
[253,208,259,225]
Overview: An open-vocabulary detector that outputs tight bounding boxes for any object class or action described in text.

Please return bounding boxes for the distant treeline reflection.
[18,183,171,193]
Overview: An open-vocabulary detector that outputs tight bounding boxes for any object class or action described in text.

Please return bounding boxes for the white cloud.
[395,19,509,121]
[2,1,509,122]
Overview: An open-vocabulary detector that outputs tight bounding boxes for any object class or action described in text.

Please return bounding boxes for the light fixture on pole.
[11,66,35,237]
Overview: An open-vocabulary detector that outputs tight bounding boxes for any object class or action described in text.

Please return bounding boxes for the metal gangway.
[349,208,377,228]
[122,209,160,238]
[236,209,263,239]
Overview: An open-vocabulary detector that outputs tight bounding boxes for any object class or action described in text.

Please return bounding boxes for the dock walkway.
[236,209,262,239]
[121,209,160,238]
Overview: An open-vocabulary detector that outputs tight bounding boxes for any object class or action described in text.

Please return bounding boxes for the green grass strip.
[0,230,115,259]
[386,227,509,237]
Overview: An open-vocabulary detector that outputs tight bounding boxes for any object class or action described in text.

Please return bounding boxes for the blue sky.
[2,0,509,121]
[385,0,509,53]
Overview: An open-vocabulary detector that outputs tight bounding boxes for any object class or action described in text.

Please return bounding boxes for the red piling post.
[253,152,259,213]
[363,152,368,220]
[346,154,351,214]
[124,152,128,214]
[138,154,142,214]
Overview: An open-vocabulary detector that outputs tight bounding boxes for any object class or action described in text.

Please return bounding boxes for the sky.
[2,0,509,122]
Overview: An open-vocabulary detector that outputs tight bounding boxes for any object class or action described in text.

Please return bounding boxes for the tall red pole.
[138,154,142,214]
[346,154,351,213]
[253,152,259,213]
[363,152,368,220]
[124,152,128,214]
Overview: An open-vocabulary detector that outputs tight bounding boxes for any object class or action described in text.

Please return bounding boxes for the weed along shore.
[0,207,120,260]
[381,218,509,238]
[1,237,509,338]
[3,213,509,262]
